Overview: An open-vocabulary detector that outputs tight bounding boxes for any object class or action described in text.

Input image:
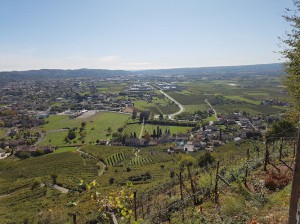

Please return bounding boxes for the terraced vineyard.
[105,152,128,166]
[128,155,153,166]
[0,151,98,190]
[123,123,142,137]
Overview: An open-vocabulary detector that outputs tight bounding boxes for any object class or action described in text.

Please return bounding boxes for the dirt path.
[77,148,106,176]
[139,123,145,139]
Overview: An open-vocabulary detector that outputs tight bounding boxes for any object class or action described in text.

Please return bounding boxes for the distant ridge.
[134,63,285,76]
[0,63,284,80]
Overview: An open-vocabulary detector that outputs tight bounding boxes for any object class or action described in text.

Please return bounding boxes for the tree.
[132,109,137,120]
[152,129,156,138]
[144,132,151,141]
[139,111,150,123]
[281,3,300,223]
[281,1,300,122]
[67,129,76,140]
[81,121,86,128]
[198,152,215,168]
[107,127,112,133]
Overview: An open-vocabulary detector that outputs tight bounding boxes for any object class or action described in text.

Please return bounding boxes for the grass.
[0,151,99,223]
[204,115,218,122]
[0,129,7,138]
[134,100,154,110]
[41,130,69,147]
[39,112,131,147]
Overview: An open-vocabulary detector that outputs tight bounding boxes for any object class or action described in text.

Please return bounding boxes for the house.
[184,142,196,152]
[124,138,140,147]
[98,140,107,145]
[148,140,158,146]
[192,140,204,150]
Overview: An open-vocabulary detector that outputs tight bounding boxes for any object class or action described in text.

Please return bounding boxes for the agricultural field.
[142,124,191,136]
[184,104,209,113]
[123,123,142,137]
[170,79,287,116]
[123,123,191,138]
[39,112,131,147]
[134,96,179,115]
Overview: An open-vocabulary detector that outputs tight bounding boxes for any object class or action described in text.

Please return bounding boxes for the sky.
[0,0,296,71]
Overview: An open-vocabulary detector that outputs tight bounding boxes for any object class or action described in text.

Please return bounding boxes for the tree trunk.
[279,137,284,161]
[288,131,300,224]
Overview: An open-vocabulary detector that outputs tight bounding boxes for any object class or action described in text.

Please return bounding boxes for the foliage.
[82,180,138,224]
[198,152,215,167]
[281,1,300,114]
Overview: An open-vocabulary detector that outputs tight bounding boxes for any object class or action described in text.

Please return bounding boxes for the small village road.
[205,99,218,122]
[158,89,185,120]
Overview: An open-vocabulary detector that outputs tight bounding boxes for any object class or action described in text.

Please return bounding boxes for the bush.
[264,172,291,191]
[109,177,115,185]
[16,151,31,159]
[198,152,215,167]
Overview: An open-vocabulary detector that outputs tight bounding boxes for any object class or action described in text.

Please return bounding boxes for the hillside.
[0,139,296,223]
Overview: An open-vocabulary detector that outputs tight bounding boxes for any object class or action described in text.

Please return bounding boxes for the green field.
[223,95,260,105]
[215,104,283,115]
[124,123,191,138]
[123,123,142,136]
[184,104,209,113]
[39,112,131,147]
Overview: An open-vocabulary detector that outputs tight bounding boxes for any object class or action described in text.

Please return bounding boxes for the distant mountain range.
[0,63,285,80]
[135,63,285,76]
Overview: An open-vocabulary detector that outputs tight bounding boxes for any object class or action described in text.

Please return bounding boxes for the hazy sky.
[0,0,295,71]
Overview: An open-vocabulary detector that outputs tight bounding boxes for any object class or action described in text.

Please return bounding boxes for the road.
[158,89,185,120]
[205,99,218,123]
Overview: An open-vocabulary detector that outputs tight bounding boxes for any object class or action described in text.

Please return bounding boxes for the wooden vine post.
[179,171,185,222]
[187,166,197,205]
[133,191,137,221]
[179,171,184,202]
[214,161,220,204]
[263,141,269,171]
[288,131,300,224]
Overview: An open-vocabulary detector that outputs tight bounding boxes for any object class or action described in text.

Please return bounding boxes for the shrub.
[264,172,291,191]
[109,177,115,185]
[198,152,215,167]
